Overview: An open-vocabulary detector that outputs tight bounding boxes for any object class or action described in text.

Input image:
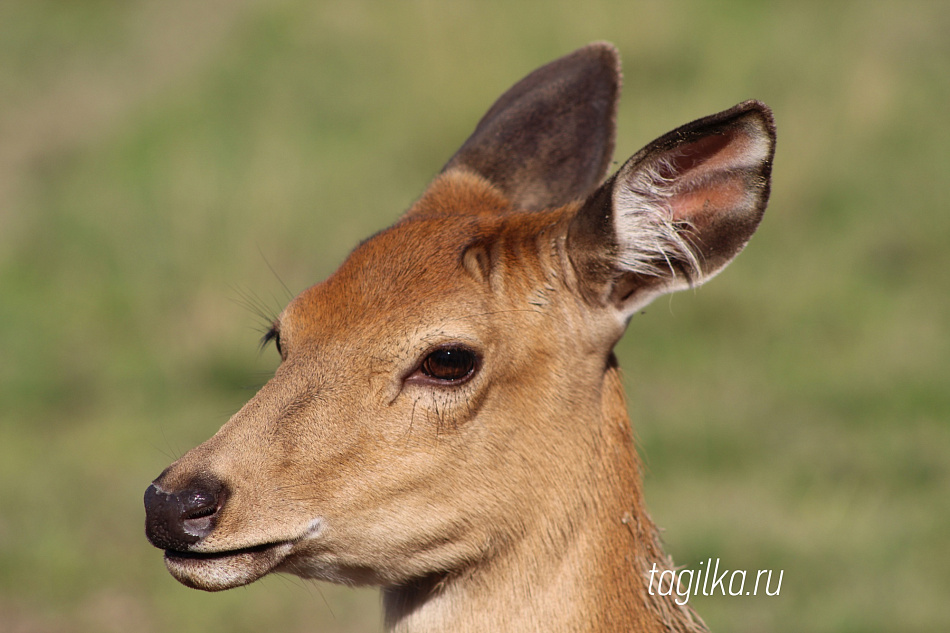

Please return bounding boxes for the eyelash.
[260,325,282,356]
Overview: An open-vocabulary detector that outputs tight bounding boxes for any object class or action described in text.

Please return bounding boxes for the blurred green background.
[1,1,947,631]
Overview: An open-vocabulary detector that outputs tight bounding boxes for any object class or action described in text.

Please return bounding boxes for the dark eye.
[420,346,478,383]
[261,325,282,357]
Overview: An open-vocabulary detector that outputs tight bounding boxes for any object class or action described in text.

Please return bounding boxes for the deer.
[144,42,775,632]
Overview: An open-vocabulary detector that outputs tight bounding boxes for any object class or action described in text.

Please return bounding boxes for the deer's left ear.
[568,100,776,319]
[442,42,621,210]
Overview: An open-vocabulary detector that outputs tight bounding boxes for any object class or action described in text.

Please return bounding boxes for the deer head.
[145,42,774,632]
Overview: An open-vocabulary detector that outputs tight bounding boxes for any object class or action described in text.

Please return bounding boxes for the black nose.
[144,478,226,551]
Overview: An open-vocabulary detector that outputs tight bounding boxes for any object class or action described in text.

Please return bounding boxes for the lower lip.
[163,542,293,591]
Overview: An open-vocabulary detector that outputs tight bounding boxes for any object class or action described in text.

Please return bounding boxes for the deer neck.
[383,363,707,633]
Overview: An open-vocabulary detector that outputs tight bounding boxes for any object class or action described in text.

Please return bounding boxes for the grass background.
[1,1,947,631]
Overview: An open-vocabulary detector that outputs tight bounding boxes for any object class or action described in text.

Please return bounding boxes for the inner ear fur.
[568,100,776,315]
[442,42,621,211]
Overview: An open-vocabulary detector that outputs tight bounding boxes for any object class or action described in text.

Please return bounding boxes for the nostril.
[185,504,217,520]
[180,488,221,539]
[181,489,219,520]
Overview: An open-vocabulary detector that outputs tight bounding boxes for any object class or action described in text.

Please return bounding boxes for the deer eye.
[261,325,282,357]
[419,346,478,383]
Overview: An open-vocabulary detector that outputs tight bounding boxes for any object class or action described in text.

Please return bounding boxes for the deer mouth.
[163,541,294,591]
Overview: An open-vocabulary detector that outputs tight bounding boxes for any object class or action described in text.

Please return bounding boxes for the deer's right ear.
[441,42,621,211]
[568,100,776,320]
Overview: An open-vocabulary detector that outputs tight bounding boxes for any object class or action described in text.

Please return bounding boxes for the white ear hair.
[612,154,701,284]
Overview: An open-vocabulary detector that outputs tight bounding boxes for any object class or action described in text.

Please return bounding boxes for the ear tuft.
[612,155,703,283]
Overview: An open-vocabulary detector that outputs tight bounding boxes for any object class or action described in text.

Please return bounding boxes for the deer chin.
[163,541,294,591]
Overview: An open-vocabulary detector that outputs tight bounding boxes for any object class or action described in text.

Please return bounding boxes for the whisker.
[257,244,296,301]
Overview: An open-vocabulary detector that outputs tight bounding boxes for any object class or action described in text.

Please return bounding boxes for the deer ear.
[568,100,776,319]
[442,42,620,210]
